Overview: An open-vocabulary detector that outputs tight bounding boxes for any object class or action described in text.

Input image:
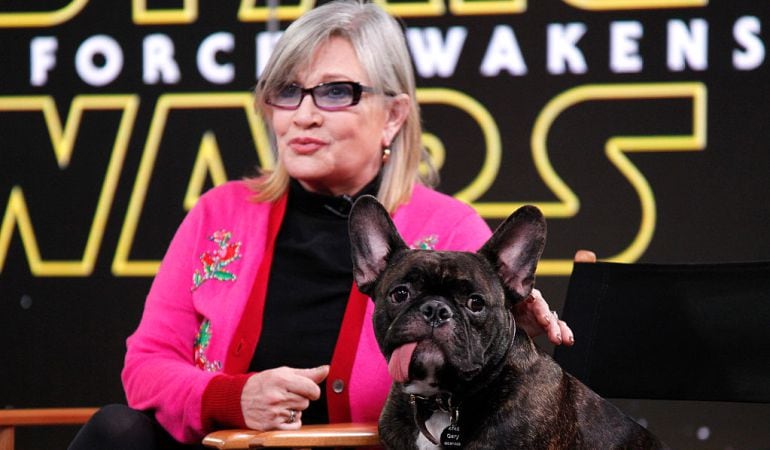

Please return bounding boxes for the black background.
[2,0,769,448]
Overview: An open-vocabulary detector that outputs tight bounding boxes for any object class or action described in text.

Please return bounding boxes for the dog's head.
[349,196,546,396]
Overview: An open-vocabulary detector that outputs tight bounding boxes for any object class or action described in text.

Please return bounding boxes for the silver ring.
[286,409,297,424]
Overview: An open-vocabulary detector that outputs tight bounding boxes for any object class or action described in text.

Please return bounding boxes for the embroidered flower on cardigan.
[412,234,438,250]
[192,230,242,291]
[194,319,222,372]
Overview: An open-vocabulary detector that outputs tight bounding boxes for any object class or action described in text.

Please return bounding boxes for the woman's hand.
[514,288,574,345]
[513,250,597,346]
[240,365,330,431]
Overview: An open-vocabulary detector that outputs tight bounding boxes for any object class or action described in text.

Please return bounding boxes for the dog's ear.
[349,195,408,295]
[478,205,546,303]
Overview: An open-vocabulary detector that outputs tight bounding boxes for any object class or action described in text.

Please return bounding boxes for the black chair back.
[553,261,770,403]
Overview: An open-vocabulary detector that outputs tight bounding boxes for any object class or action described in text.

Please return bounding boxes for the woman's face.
[267,36,408,196]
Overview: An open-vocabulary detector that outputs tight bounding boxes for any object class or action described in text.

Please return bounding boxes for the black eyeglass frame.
[264,81,379,111]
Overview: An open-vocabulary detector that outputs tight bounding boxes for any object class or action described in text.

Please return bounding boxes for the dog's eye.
[466,294,485,312]
[390,286,410,303]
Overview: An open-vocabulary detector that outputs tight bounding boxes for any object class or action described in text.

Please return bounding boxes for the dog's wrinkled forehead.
[383,250,500,295]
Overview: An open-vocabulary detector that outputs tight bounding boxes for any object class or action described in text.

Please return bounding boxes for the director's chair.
[202,422,379,449]
[0,408,378,450]
[0,408,97,450]
[553,259,770,403]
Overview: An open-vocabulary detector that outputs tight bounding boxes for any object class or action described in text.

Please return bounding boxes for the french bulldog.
[348,196,663,449]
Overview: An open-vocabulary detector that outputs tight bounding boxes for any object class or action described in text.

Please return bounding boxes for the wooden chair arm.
[0,408,98,450]
[202,422,379,449]
[0,408,98,426]
[203,429,263,449]
[0,409,378,449]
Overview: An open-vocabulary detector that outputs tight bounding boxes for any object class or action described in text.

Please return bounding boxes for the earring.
[382,148,391,163]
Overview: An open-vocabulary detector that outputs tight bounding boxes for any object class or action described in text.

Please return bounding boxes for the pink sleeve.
[121,199,228,443]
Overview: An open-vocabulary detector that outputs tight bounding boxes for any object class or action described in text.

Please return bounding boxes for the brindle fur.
[349,196,664,449]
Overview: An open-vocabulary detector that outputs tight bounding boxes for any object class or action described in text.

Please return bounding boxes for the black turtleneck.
[249,177,380,424]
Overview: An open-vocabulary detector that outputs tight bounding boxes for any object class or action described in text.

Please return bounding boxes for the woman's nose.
[292,94,322,126]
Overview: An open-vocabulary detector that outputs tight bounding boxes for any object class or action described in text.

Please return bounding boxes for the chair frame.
[202,422,379,449]
[0,408,98,450]
[0,408,377,450]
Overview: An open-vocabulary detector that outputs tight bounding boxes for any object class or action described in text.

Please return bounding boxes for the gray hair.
[250,0,436,211]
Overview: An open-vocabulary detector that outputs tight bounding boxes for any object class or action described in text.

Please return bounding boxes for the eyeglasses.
[265,81,377,111]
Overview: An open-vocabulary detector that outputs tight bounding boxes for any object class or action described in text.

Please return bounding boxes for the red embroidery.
[192,230,242,291]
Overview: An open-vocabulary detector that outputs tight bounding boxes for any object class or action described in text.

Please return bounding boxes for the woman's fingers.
[574,249,597,263]
[514,288,574,346]
[275,408,303,430]
[287,365,329,400]
[241,366,328,431]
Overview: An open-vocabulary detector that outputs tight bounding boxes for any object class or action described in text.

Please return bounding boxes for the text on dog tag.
[440,423,462,447]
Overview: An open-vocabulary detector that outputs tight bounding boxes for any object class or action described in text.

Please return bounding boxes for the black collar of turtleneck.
[287,174,382,219]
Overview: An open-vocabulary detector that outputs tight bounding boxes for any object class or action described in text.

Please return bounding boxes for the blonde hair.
[247,0,437,212]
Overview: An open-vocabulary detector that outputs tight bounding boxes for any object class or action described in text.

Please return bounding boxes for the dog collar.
[409,392,460,446]
[410,391,455,414]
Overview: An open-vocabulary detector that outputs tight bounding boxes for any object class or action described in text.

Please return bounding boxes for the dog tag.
[440,423,462,448]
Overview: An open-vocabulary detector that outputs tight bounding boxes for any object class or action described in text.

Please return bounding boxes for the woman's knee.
[68,404,156,449]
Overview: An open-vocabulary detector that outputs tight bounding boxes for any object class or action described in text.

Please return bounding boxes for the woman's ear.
[381,93,410,147]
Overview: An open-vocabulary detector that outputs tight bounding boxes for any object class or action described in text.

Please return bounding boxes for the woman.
[69,1,572,448]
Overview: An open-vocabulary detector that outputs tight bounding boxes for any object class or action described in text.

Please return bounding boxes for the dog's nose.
[420,300,453,326]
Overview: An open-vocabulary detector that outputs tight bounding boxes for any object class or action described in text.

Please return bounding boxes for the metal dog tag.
[441,407,462,448]
[440,423,462,447]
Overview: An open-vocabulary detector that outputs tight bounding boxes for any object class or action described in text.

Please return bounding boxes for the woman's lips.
[289,137,326,154]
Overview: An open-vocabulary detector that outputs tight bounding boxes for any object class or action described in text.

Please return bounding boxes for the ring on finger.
[286,409,297,424]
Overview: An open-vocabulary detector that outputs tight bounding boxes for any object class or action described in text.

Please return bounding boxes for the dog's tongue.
[388,342,418,382]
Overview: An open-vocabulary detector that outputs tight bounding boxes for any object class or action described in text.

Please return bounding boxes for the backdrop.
[2,0,769,448]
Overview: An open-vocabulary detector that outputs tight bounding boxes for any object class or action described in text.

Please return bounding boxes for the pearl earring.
[382,147,391,163]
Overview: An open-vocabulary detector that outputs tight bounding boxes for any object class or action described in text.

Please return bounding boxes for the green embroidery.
[412,234,438,250]
[192,230,242,291]
[194,319,222,372]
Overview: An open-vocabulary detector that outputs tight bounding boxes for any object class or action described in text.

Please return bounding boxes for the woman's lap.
[68,404,207,450]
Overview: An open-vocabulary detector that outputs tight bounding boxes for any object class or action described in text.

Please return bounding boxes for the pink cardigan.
[122,181,492,443]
